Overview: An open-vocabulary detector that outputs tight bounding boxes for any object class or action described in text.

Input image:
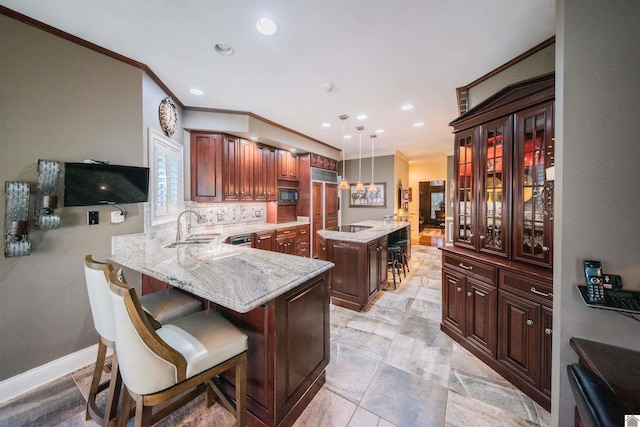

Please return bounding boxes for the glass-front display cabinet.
[514,103,554,268]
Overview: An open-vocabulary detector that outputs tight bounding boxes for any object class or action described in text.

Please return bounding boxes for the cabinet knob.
[456,286,462,292]
[545,327,552,335]
[542,246,550,252]
[479,235,485,240]
[526,319,534,326]
[467,292,472,297]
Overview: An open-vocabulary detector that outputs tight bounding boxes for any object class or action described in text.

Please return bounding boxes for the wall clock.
[158,97,178,136]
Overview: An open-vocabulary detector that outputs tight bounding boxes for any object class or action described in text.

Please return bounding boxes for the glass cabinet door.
[514,103,554,267]
[454,128,476,249]
[479,117,512,258]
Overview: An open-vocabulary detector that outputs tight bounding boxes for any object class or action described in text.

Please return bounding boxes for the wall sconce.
[4,181,31,257]
[34,159,61,230]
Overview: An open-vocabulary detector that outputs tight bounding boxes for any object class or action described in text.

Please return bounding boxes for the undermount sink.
[163,240,214,248]
[328,225,373,233]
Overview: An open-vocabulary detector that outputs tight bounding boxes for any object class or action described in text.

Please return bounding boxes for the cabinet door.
[442,268,466,336]
[540,306,553,396]
[328,240,362,300]
[478,117,512,258]
[315,234,327,261]
[222,135,240,201]
[513,103,554,268]
[238,139,254,200]
[453,128,477,250]
[265,146,278,201]
[378,236,388,288]
[325,183,339,229]
[367,240,381,297]
[190,133,222,202]
[253,230,275,251]
[254,144,267,201]
[498,291,540,385]
[465,278,497,357]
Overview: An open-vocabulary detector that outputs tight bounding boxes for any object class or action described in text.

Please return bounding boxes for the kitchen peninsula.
[316,220,411,311]
[109,242,334,427]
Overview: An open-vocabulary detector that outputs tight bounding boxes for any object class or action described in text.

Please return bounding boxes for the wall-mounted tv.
[64,162,150,207]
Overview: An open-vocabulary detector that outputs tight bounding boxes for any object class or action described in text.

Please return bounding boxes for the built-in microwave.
[278,188,298,203]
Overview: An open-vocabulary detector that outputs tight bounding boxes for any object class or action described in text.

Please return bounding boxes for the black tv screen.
[64,162,150,207]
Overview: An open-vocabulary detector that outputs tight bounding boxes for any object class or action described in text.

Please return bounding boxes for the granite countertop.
[316,220,410,243]
[187,219,310,245]
[109,240,333,313]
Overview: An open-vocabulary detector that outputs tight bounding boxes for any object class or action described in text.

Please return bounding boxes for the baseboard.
[0,344,104,404]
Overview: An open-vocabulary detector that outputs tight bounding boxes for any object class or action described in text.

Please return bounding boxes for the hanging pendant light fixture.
[355,126,365,192]
[338,115,350,189]
[368,133,377,192]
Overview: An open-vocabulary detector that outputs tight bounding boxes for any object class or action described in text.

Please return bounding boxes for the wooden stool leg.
[87,338,108,422]
[236,352,248,427]
[102,351,121,427]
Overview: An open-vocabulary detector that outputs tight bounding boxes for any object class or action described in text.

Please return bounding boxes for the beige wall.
[407,155,448,239]
[553,1,640,425]
[0,15,146,380]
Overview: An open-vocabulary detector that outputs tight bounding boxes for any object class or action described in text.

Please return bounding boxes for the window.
[148,128,184,225]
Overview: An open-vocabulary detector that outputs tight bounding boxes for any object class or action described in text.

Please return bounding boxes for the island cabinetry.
[253,229,276,251]
[277,150,298,181]
[275,227,296,255]
[254,144,278,202]
[498,271,553,399]
[441,253,497,357]
[315,234,327,261]
[326,236,387,311]
[223,135,254,201]
[190,132,223,203]
[368,236,388,297]
[216,272,330,427]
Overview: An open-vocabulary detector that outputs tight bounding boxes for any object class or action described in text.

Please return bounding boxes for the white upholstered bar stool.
[108,269,248,427]
[84,255,203,426]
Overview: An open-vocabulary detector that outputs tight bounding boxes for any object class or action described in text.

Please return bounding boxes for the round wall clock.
[158,97,178,136]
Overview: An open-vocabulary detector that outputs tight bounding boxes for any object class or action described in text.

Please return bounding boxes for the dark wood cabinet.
[367,236,388,298]
[442,73,554,411]
[254,144,278,202]
[223,135,254,201]
[253,229,276,251]
[216,272,330,426]
[296,224,310,257]
[277,149,298,181]
[190,132,223,203]
[324,183,339,230]
[275,227,296,255]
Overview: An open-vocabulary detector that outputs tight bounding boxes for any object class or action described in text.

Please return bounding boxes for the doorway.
[418,181,445,231]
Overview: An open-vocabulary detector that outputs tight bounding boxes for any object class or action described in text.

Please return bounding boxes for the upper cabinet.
[190,132,223,203]
[254,144,278,201]
[450,73,555,269]
[277,149,299,181]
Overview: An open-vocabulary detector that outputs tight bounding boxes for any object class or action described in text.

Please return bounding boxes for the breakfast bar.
[110,242,334,427]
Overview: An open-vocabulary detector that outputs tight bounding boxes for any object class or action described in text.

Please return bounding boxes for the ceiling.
[0,1,555,162]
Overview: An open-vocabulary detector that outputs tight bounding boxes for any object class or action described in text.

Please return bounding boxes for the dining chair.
[108,269,248,427]
[84,255,203,426]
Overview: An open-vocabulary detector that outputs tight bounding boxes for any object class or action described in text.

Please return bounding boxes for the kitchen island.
[110,242,334,427]
[316,220,411,311]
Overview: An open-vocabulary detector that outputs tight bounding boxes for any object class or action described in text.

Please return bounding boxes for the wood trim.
[0,6,336,151]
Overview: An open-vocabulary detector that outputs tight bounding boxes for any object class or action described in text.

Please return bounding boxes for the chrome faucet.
[383,214,395,226]
[175,210,206,242]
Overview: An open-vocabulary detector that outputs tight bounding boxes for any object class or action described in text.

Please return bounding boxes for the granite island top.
[316,220,410,243]
[109,241,334,313]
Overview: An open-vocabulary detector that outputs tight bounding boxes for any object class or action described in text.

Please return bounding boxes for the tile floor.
[0,245,550,427]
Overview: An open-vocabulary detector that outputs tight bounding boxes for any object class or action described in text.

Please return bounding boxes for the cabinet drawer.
[442,253,496,283]
[277,227,297,237]
[297,225,310,237]
[499,271,553,306]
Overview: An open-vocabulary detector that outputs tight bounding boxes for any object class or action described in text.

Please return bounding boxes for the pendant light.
[338,115,350,189]
[368,133,377,192]
[355,126,365,192]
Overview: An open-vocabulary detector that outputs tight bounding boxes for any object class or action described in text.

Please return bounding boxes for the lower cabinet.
[441,247,552,411]
[253,225,310,257]
[253,229,276,251]
[275,227,297,255]
[326,236,387,311]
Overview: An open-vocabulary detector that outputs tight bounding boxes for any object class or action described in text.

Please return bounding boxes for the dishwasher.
[229,234,252,247]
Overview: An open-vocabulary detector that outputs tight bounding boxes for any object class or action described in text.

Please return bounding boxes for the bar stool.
[395,239,409,277]
[84,255,203,426]
[566,363,623,427]
[387,245,403,289]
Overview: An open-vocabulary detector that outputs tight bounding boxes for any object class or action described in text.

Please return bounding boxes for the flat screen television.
[64,162,150,207]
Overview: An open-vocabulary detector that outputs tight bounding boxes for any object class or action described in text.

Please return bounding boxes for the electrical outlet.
[217,213,223,221]
[87,211,99,225]
[255,210,262,218]
[111,210,125,223]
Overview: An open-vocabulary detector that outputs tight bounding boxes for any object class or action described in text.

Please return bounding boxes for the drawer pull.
[530,287,553,298]
[545,327,552,335]
[526,319,534,326]
[479,235,485,240]
[467,291,472,297]
[458,263,473,271]
[456,287,462,292]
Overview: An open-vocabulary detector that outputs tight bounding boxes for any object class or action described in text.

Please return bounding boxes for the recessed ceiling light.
[256,18,278,35]
[375,129,384,134]
[414,122,424,127]
[290,148,297,152]
[344,135,352,139]
[214,44,234,56]
[357,114,367,120]
[401,104,414,111]
[190,88,204,96]
[321,122,331,128]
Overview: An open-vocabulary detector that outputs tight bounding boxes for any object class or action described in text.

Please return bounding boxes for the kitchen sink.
[327,225,373,233]
[163,240,214,248]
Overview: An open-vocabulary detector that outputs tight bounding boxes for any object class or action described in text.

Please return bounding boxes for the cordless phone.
[584,260,605,303]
